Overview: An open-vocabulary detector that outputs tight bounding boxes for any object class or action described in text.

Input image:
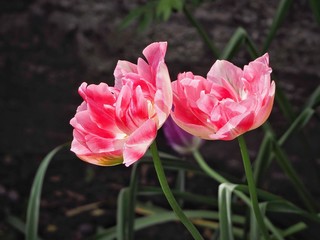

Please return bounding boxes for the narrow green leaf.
[249,207,260,240]
[218,183,236,240]
[253,133,273,186]
[264,217,284,240]
[150,141,204,240]
[138,186,218,206]
[275,86,296,122]
[265,200,320,223]
[6,215,27,236]
[127,163,139,240]
[282,222,307,237]
[220,27,246,60]
[262,0,293,52]
[139,7,154,30]
[156,0,171,21]
[92,209,245,240]
[238,135,270,240]
[305,85,320,109]
[116,188,130,240]
[144,150,181,160]
[273,142,318,212]
[118,7,145,30]
[26,144,65,240]
[183,6,220,58]
[175,169,186,206]
[278,108,315,145]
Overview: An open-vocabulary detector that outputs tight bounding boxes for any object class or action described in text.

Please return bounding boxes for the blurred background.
[1,0,319,239]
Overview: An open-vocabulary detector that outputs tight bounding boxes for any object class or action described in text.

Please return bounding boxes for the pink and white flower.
[171,53,275,140]
[70,42,172,166]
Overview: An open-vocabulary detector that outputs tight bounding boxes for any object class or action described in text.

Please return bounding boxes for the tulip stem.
[238,135,270,240]
[193,150,228,183]
[150,141,204,240]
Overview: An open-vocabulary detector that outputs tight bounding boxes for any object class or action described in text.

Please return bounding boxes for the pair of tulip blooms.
[70,42,275,167]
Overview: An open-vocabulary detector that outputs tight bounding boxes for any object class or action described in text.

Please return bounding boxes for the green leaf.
[220,27,246,60]
[282,222,307,237]
[150,141,204,240]
[156,0,184,21]
[92,209,244,240]
[26,144,65,240]
[118,7,145,30]
[138,186,218,206]
[238,135,270,240]
[219,27,259,60]
[118,2,157,31]
[273,142,318,212]
[218,183,236,240]
[139,7,155,30]
[278,108,315,145]
[275,86,296,122]
[6,215,27,237]
[262,0,293,52]
[305,85,320,109]
[127,163,139,240]
[116,188,130,240]
[253,133,273,186]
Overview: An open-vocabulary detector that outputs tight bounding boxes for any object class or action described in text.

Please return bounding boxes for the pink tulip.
[171,53,275,140]
[70,42,172,166]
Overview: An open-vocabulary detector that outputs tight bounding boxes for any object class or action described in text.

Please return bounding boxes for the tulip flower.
[70,42,172,167]
[171,53,275,140]
[163,116,203,155]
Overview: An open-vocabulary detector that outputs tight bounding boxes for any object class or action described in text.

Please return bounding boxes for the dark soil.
[1,0,320,239]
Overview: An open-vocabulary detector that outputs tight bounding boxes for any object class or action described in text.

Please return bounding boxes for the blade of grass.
[26,144,66,240]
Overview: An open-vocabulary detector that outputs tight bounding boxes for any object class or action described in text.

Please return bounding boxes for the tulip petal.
[123,119,157,167]
[209,111,255,140]
[114,60,138,89]
[143,42,167,72]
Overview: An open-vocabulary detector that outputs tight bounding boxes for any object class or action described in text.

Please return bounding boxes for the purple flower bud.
[163,116,203,155]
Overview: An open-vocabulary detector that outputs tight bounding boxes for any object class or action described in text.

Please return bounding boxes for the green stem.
[238,135,270,240]
[150,141,204,240]
[127,163,139,240]
[193,150,250,206]
[193,150,228,183]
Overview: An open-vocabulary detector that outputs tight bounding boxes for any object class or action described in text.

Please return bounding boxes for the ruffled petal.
[123,119,157,167]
